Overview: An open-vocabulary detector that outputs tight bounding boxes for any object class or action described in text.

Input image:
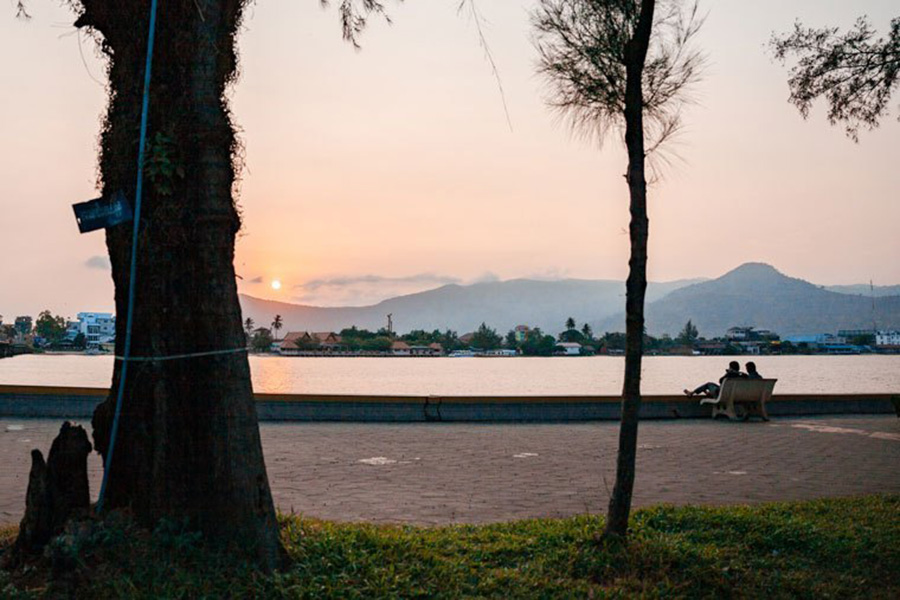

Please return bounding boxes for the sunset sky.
[1,0,898,319]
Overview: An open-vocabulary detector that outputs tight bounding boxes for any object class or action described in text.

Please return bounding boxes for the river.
[1,354,898,395]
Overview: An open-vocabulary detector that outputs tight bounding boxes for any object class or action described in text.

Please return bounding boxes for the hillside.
[825,284,900,297]
[241,264,900,338]
[239,278,702,335]
[598,263,900,337]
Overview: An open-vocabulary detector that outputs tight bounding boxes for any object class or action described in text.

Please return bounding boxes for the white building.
[875,331,900,346]
[74,312,116,348]
[556,342,582,356]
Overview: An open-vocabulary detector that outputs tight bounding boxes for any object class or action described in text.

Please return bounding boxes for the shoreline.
[2,384,897,422]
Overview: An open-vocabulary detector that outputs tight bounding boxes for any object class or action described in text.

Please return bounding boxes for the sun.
[271,279,282,290]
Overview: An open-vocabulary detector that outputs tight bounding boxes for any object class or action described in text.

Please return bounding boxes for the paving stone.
[0,416,898,525]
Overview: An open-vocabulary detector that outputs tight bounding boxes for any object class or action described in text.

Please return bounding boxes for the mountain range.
[239,263,900,338]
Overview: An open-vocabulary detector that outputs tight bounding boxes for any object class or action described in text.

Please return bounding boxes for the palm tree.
[581,323,593,341]
[244,317,255,336]
[565,316,576,331]
[271,315,283,341]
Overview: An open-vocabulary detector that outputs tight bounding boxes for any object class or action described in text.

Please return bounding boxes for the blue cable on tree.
[96,0,160,514]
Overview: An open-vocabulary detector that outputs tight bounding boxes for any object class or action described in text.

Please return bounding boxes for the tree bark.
[74,1,282,569]
[605,0,655,539]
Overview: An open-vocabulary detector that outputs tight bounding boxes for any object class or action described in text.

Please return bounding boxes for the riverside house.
[408,343,444,357]
[279,331,343,355]
[390,341,443,356]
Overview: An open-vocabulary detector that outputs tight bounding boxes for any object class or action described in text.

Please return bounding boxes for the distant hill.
[239,278,703,336]
[825,284,900,297]
[598,263,900,337]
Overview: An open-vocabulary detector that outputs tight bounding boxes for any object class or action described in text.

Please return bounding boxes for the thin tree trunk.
[605,0,655,539]
[76,0,281,569]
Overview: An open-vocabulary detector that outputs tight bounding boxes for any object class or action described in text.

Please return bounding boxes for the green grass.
[2,495,898,598]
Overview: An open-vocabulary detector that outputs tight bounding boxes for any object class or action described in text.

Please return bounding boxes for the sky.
[1,0,898,319]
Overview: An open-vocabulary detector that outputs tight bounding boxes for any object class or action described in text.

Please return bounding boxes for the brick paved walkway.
[2,416,898,525]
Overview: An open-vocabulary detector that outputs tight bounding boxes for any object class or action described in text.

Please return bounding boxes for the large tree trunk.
[605,0,655,539]
[74,0,281,569]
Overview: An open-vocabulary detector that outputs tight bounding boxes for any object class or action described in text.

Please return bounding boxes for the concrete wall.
[1,385,897,422]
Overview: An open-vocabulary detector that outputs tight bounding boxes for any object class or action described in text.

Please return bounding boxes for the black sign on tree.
[72,190,133,234]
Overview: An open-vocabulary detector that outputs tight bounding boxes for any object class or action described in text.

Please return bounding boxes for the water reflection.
[0,354,898,396]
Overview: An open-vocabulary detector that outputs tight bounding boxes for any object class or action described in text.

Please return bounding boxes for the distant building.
[14,316,32,336]
[726,326,779,342]
[72,312,115,349]
[279,331,342,354]
[752,329,780,341]
[310,332,342,350]
[485,348,517,356]
[513,325,530,343]
[391,341,411,356]
[65,320,81,341]
[876,331,900,346]
[403,343,443,357]
[784,333,843,348]
[278,331,305,354]
[694,342,726,355]
[725,326,751,341]
[556,342,582,356]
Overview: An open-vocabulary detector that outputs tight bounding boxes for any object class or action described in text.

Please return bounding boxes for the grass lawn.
[1,495,898,598]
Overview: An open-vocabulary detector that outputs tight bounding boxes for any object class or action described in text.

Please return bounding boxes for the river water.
[1,354,898,395]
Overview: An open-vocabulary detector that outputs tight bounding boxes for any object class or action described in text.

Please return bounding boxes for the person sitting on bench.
[746,361,762,379]
[684,360,747,398]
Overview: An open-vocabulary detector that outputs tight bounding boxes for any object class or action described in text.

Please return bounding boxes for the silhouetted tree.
[250,327,274,352]
[16,0,496,569]
[471,322,502,350]
[53,0,398,570]
[581,322,593,341]
[271,314,283,340]
[534,0,703,538]
[361,336,392,352]
[559,328,585,343]
[505,329,519,349]
[521,327,557,356]
[565,316,576,330]
[771,16,900,140]
[35,310,67,343]
[73,333,87,349]
[678,319,698,345]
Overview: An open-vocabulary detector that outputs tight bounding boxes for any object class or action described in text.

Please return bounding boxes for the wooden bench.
[700,378,777,421]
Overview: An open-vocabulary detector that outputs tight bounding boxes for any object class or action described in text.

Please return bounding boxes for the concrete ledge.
[1,385,897,422]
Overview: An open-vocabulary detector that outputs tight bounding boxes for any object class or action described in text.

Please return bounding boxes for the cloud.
[472,271,500,283]
[84,255,111,270]
[291,273,463,307]
[248,276,264,284]
[295,273,461,291]
[526,267,570,281]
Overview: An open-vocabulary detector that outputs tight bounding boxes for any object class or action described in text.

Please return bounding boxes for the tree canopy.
[771,16,900,140]
[471,322,502,350]
[533,0,704,157]
[35,310,66,342]
[677,319,698,345]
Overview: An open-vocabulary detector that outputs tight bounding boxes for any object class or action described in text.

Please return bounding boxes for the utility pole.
[870,280,877,334]
[387,313,393,336]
